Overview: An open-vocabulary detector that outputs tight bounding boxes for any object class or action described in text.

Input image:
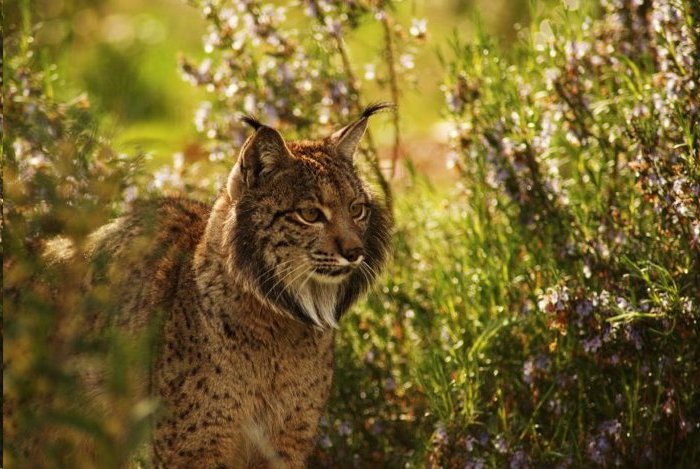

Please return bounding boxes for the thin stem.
[307,0,393,210]
[334,27,392,205]
[380,10,402,179]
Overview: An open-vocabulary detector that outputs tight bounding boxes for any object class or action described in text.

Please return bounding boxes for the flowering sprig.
[4,25,153,466]
[180,0,427,205]
[435,0,700,465]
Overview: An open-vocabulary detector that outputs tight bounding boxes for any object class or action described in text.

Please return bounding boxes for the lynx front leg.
[239,422,310,469]
[267,406,324,469]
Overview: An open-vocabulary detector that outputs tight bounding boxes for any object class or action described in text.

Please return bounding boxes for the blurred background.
[6,0,531,176]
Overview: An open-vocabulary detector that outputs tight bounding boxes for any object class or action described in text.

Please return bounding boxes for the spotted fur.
[49,107,392,467]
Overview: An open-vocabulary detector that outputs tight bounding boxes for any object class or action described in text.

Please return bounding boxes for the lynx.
[50,104,392,467]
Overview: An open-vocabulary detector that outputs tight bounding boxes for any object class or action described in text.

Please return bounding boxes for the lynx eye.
[297,207,325,224]
[350,202,367,220]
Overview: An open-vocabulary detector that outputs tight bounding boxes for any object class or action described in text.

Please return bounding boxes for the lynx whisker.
[361,261,380,281]
[267,261,309,301]
[270,262,309,299]
[265,256,305,287]
[297,268,315,293]
[358,263,373,290]
[253,257,298,287]
[273,265,314,318]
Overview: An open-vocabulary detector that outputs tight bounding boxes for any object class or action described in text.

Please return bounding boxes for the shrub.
[3,0,424,465]
[179,0,426,202]
[3,19,156,466]
[321,0,699,465]
[315,0,699,466]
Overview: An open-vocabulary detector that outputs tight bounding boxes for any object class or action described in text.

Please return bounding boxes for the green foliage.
[317,0,700,466]
[3,22,158,466]
[82,42,172,121]
[180,0,426,201]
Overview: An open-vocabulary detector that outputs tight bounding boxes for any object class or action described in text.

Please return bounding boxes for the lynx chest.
[151,276,335,465]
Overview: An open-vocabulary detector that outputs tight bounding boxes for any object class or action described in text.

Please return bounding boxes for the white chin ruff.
[294,281,340,329]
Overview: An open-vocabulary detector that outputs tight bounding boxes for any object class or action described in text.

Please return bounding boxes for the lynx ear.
[227,116,291,200]
[331,103,394,161]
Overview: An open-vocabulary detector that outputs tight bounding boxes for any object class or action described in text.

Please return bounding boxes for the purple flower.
[523,358,535,384]
[535,354,551,371]
[599,420,621,439]
[464,435,477,452]
[318,434,332,448]
[465,458,485,469]
[494,434,508,453]
[583,336,602,354]
[337,420,352,436]
[587,435,610,464]
[409,18,428,38]
[575,299,593,318]
[478,431,490,446]
[510,449,528,469]
[624,325,642,350]
[434,424,448,444]
[384,377,396,392]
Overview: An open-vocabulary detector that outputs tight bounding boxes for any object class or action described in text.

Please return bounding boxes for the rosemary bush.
[322,0,699,466]
[178,0,426,201]
[3,27,156,465]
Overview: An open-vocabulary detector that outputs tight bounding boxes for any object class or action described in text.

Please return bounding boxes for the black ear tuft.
[331,102,395,161]
[240,114,264,131]
[361,102,395,120]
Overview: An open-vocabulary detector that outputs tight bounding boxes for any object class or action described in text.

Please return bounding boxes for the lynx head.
[222,104,393,329]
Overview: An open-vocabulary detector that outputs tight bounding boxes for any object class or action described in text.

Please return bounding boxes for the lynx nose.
[342,246,364,263]
[335,234,364,264]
